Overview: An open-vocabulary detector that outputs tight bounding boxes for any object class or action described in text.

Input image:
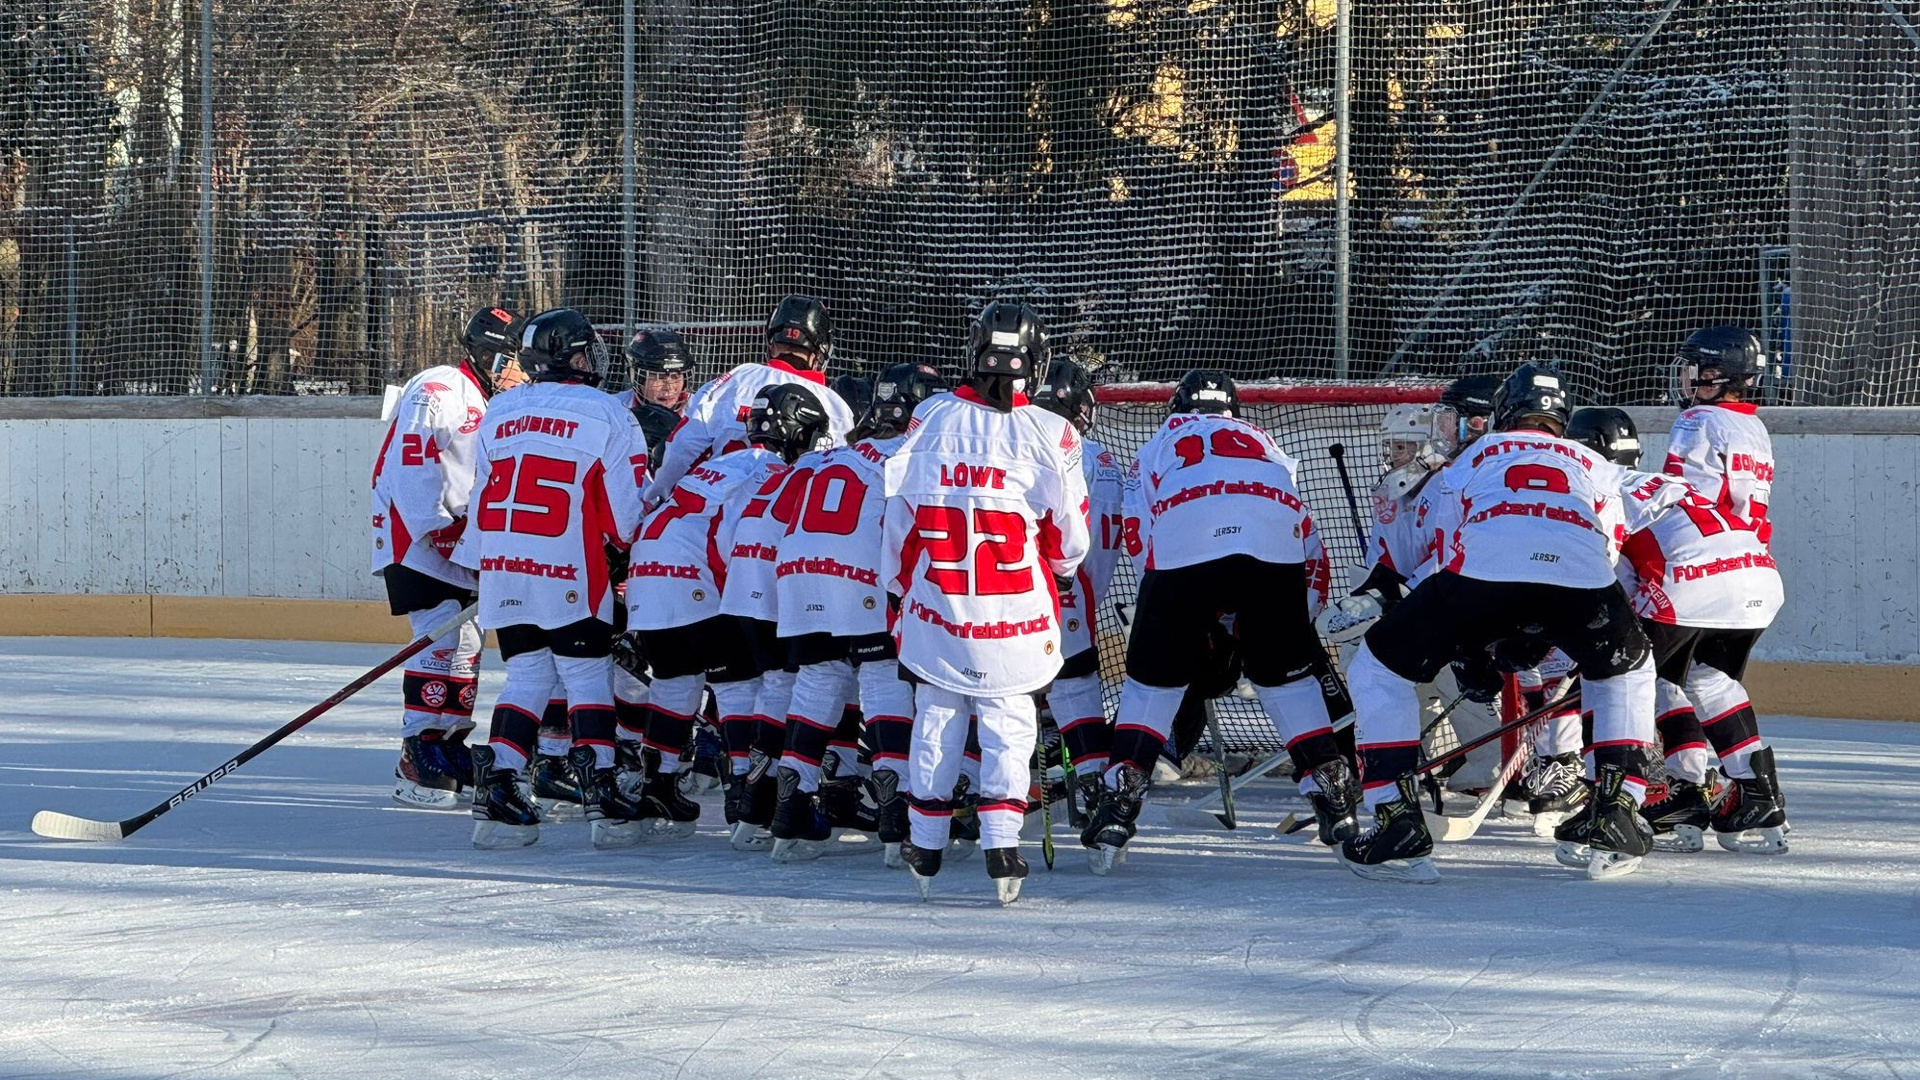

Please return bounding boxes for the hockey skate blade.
[1715,826,1788,855]
[1086,844,1122,877]
[588,819,650,849]
[1586,849,1643,880]
[637,819,699,843]
[730,823,773,852]
[392,782,462,811]
[536,799,585,822]
[1553,840,1591,869]
[31,811,125,842]
[1651,824,1704,853]
[995,876,1023,905]
[883,841,906,869]
[911,869,934,901]
[1335,848,1440,884]
[1531,809,1574,838]
[472,820,538,849]
[945,837,977,863]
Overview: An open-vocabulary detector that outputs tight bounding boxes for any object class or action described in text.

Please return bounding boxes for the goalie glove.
[1315,591,1383,644]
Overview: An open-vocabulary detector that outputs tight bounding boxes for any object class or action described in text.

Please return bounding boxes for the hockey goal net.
[1085,381,1447,757]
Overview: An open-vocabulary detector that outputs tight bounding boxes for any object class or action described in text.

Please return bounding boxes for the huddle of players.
[371,297,1787,899]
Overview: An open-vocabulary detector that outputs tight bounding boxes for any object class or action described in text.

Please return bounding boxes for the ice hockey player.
[1338,363,1686,883]
[1087,369,1352,874]
[831,372,874,421]
[450,308,649,850]
[643,296,856,503]
[371,304,525,810]
[620,326,693,463]
[881,301,1090,903]
[1566,405,1789,855]
[1651,326,1789,849]
[772,363,949,863]
[1025,356,1124,827]
[624,383,829,847]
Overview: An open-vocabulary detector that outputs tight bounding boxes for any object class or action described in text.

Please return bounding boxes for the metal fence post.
[1333,0,1351,379]
[65,221,78,394]
[198,0,216,393]
[622,0,638,337]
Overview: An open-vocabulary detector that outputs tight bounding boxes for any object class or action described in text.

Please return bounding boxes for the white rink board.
[0,406,1917,663]
[2,636,1918,1080]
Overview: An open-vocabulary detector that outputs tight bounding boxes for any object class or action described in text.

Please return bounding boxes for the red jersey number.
[476,454,576,537]
[912,505,1034,596]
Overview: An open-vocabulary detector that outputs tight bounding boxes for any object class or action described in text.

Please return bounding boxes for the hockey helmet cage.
[746,382,832,464]
[1028,356,1098,433]
[865,362,948,435]
[460,305,524,395]
[766,295,833,364]
[1168,368,1239,418]
[831,373,875,419]
[1376,404,1451,501]
[520,308,609,387]
[626,326,692,375]
[1565,407,1642,468]
[1675,325,1766,402]
[1490,362,1572,434]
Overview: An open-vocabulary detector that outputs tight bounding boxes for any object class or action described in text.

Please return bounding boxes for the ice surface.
[2,636,1918,1079]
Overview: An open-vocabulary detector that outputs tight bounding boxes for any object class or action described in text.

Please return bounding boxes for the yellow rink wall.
[0,397,1914,723]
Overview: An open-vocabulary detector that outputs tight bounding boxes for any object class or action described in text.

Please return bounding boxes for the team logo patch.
[422,381,451,394]
[420,680,449,708]
[863,597,876,610]
[1067,618,1080,633]
[1044,641,1055,655]
[459,406,483,434]
[458,684,477,710]
[565,590,579,604]
[1374,495,1397,524]
[692,588,706,602]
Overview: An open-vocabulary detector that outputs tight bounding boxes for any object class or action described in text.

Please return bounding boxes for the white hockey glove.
[1315,591,1383,644]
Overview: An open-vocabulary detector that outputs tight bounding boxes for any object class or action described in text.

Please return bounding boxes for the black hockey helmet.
[1437,373,1502,448]
[863,362,948,437]
[1168,368,1239,418]
[626,326,692,375]
[460,304,524,395]
[831,373,875,419]
[631,400,682,457]
[520,308,609,386]
[1675,325,1766,401]
[746,383,831,464]
[1028,356,1097,433]
[965,300,1047,412]
[766,295,833,367]
[1565,406,1641,468]
[1490,362,1572,434]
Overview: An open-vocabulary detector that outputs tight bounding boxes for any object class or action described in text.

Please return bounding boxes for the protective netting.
[1086,384,1442,754]
[4,1,1920,402]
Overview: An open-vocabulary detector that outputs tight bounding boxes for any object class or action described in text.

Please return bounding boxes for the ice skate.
[1711,747,1789,855]
[1307,758,1361,846]
[901,841,942,900]
[1552,790,1596,868]
[1067,770,1102,830]
[394,734,464,810]
[530,753,586,821]
[569,746,655,849]
[438,728,475,788]
[727,753,777,851]
[470,746,539,849]
[633,768,702,842]
[986,847,1029,906]
[1337,773,1439,884]
[769,767,833,863]
[1080,764,1146,877]
[684,725,726,794]
[871,769,909,869]
[1584,763,1653,880]
[1639,774,1711,853]
[947,784,980,863]
[1526,752,1588,837]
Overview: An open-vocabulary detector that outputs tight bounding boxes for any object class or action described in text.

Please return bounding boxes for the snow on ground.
[1,637,1917,1080]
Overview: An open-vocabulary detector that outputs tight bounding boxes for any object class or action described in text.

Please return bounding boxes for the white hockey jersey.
[1057,437,1125,660]
[1663,402,1774,543]
[775,436,902,639]
[1367,473,1439,586]
[370,363,490,588]
[626,446,786,631]
[1125,414,1316,573]
[716,457,810,623]
[643,361,854,504]
[881,390,1091,696]
[449,380,647,630]
[1619,492,1782,629]
[1422,429,1687,589]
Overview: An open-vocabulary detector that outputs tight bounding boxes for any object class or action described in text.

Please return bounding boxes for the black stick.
[32,603,479,842]
[1327,442,1370,551]
[1414,687,1581,779]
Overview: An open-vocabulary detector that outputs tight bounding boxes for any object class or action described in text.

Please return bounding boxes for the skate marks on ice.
[3,638,1920,1078]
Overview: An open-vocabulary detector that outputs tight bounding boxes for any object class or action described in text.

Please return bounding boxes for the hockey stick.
[1327,442,1371,551]
[1420,677,1578,842]
[1416,686,1579,780]
[1201,698,1237,830]
[31,603,480,842]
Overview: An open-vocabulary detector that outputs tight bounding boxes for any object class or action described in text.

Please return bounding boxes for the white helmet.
[1374,404,1452,501]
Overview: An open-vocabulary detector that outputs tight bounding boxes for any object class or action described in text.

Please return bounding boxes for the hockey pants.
[908,687,1034,853]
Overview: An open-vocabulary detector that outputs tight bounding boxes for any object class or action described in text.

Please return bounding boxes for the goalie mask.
[746,383,831,464]
[1564,406,1641,468]
[1374,404,1452,502]
[1673,325,1767,405]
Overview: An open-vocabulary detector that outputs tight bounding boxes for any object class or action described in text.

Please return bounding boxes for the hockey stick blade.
[27,602,477,842]
[32,810,127,842]
[1423,735,1529,842]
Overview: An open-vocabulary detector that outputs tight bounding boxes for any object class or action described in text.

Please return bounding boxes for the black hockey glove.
[1450,649,1505,705]
[604,543,631,586]
[1489,635,1551,675]
[611,630,648,679]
